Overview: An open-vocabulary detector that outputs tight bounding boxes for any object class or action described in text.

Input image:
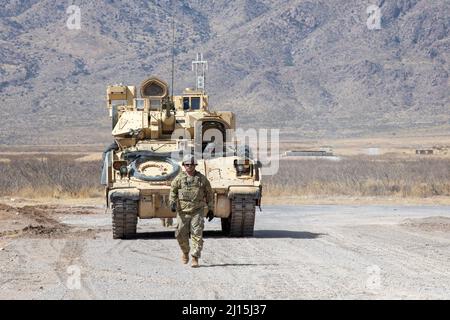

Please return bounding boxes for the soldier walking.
[169,154,214,267]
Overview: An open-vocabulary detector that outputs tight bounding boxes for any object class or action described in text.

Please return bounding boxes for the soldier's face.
[184,163,196,174]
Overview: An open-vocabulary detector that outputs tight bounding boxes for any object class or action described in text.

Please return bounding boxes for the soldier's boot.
[191,256,199,268]
[182,253,189,264]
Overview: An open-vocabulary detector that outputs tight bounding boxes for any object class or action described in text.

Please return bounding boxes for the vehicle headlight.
[119,165,128,175]
[113,160,128,171]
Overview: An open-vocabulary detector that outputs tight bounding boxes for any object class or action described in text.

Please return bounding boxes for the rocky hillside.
[0,0,448,144]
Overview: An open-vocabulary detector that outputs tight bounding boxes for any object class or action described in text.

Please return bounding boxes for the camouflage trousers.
[160,218,173,227]
[175,209,204,258]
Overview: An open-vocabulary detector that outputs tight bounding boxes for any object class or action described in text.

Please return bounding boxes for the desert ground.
[0,198,449,299]
[0,136,449,299]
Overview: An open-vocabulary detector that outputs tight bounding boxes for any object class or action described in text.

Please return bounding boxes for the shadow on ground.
[201,263,278,268]
[127,230,227,240]
[126,230,324,240]
[253,230,324,239]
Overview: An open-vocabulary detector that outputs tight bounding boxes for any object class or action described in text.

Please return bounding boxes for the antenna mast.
[170,3,176,97]
[192,53,208,92]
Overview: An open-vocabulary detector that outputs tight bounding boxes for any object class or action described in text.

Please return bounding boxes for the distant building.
[319,146,333,153]
[284,150,334,157]
[415,149,434,155]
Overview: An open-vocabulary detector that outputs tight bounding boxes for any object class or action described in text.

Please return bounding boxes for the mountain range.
[0,0,448,144]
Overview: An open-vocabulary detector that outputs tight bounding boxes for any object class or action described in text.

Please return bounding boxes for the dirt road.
[1,200,450,299]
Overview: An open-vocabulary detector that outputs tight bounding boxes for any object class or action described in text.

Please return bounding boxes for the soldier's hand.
[207,210,214,222]
[171,203,177,212]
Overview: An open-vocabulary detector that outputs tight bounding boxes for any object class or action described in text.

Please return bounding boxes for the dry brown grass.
[265,157,450,198]
[0,153,449,201]
[0,154,103,198]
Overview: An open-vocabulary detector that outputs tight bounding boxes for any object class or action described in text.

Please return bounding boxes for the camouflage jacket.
[169,171,214,213]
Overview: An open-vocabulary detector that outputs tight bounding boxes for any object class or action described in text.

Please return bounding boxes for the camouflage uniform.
[160,218,173,227]
[169,170,213,258]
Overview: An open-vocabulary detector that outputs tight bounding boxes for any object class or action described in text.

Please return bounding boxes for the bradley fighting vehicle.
[101,56,262,239]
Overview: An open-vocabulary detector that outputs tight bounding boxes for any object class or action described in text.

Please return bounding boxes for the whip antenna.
[170,4,175,97]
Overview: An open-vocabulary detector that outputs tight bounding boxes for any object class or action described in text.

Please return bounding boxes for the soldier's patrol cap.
[182,154,198,165]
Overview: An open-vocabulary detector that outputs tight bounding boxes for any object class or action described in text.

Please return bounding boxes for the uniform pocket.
[180,189,198,200]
